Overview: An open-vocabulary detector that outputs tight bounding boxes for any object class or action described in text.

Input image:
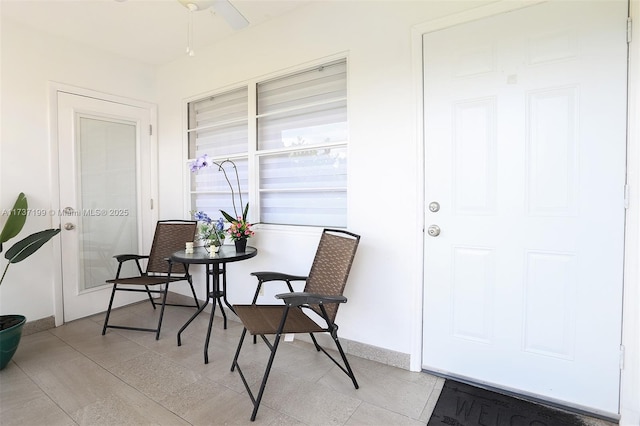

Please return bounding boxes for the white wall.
[156,1,491,359]
[2,1,638,422]
[0,18,156,318]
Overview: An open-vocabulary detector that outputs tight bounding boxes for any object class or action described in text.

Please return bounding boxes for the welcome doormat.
[428,380,589,426]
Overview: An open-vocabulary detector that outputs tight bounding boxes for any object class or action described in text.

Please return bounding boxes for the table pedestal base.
[177,265,235,364]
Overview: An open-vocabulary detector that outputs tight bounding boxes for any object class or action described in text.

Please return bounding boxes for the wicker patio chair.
[231,228,361,421]
[101,220,199,340]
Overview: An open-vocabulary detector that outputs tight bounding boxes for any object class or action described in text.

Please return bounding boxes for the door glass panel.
[77,116,138,290]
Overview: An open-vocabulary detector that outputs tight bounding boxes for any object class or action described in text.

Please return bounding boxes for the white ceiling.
[1,0,313,66]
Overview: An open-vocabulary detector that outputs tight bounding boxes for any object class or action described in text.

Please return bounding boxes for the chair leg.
[333,336,359,389]
[309,333,322,351]
[145,285,157,309]
[102,284,118,335]
[231,327,247,372]
[154,283,171,340]
[230,327,275,420]
[250,331,284,421]
[234,306,291,422]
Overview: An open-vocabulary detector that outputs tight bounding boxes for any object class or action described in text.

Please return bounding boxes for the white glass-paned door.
[58,91,154,323]
[77,117,138,290]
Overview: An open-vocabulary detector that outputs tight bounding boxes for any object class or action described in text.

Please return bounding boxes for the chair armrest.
[275,291,347,306]
[251,271,308,282]
[113,254,149,263]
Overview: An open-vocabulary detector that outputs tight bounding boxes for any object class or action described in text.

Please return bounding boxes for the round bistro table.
[172,245,257,364]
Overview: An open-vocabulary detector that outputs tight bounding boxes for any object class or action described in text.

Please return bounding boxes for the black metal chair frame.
[231,229,360,421]
[101,220,200,340]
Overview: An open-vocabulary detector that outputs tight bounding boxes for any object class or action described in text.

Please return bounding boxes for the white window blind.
[188,88,248,221]
[256,59,348,227]
[188,88,248,158]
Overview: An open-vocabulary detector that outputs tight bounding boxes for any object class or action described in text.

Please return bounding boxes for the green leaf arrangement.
[0,193,60,286]
[219,202,249,225]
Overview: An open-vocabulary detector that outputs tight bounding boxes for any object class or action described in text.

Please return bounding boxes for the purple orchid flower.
[193,211,212,224]
[189,154,211,172]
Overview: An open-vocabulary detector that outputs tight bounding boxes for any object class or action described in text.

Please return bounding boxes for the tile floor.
[0,297,618,426]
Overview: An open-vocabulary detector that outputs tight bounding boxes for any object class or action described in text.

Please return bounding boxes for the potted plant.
[222,204,254,253]
[0,193,60,370]
[189,156,255,252]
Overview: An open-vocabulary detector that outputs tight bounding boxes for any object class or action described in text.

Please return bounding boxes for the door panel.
[58,92,155,322]
[422,1,627,415]
[77,116,139,290]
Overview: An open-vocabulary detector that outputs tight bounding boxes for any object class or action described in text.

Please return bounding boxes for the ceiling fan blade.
[212,0,249,30]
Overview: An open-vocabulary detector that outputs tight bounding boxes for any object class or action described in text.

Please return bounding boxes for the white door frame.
[410,1,640,424]
[48,82,158,326]
[621,1,640,424]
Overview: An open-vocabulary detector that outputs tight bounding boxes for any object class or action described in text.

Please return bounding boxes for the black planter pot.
[234,238,247,253]
[0,314,26,370]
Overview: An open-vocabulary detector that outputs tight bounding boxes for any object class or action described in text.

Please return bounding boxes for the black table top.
[171,245,257,265]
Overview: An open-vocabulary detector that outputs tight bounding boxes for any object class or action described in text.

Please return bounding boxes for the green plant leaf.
[220,209,236,223]
[4,228,61,264]
[0,193,27,245]
[242,202,249,221]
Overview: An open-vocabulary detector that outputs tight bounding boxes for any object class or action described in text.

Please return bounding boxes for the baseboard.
[340,337,411,370]
[23,316,56,336]
[292,332,411,370]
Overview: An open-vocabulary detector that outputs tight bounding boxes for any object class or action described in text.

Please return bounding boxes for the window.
[188,58,347,227]
[188,87,249,220]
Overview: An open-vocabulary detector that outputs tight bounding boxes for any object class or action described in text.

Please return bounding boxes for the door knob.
[427,225,441,237]
[64,223,75,231]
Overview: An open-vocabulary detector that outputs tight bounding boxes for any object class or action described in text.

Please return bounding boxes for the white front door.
[57,92,156,322]
[422,1,627,415]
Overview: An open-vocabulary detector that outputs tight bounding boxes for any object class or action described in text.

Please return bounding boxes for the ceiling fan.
[177,0,249,55]
[177,0,249,30]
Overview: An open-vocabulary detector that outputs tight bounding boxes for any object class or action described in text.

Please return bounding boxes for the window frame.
[184,56,348,230]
